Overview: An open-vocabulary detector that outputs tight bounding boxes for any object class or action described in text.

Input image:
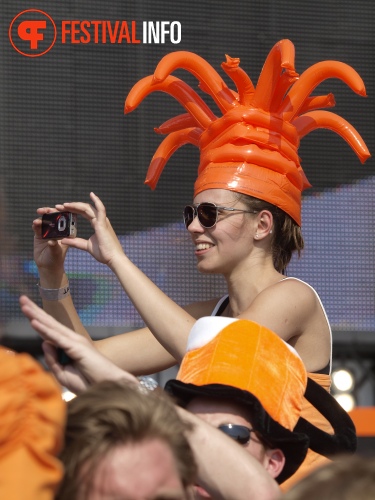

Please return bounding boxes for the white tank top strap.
[281,277,333,373]
[211,294,229,316]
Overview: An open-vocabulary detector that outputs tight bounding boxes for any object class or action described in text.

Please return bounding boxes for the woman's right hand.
[33,207,70,273]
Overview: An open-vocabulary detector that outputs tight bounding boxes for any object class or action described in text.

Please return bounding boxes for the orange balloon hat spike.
[125,40,371,225]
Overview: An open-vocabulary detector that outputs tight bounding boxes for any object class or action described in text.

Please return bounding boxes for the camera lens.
[58,215,67,232]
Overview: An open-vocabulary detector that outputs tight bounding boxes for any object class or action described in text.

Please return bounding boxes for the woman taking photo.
[33,40,370,488]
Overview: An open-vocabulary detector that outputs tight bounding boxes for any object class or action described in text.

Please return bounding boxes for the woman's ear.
[254,210,273,240]
[263,448,286,480]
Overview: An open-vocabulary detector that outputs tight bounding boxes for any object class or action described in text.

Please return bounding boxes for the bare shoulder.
[256,277,320,310]
[240,278,331,370]
[183,297,225,319]
[241,278,325,341]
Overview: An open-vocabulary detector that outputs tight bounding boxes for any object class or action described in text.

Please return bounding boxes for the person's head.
[125,41,370,270]
[0,347,65,499]
[57,381,197,500]
[165,317,357,493]
[281,454,375,500]
[187,396,285,481]
[165,317,310,488]
[185,188,303,274]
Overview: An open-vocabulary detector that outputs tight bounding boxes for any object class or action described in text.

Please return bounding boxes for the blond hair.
[57,381,196,499]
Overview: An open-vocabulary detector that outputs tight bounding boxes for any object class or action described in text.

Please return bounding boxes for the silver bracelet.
[137,376,159,394]
[37,281,71,301]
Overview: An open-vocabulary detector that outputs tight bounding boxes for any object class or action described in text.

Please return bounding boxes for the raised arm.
[19,295,280,500]
[33,194,200,373]
[177,408,281,500]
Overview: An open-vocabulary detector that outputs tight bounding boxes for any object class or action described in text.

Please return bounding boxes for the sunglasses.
[218,424,253,445]
[183,202,257,229]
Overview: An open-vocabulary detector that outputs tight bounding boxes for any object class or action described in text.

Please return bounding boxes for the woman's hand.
[56,192,125,267]
[19,295,139,394]
[33,207,70,274]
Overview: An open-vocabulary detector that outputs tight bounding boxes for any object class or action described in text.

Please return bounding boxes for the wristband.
[37,282,71,301]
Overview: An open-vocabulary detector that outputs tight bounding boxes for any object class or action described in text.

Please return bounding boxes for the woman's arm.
[56,193,196,362]
[33,195,215,372]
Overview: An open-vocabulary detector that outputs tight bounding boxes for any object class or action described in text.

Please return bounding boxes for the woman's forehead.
[193,189,238,204]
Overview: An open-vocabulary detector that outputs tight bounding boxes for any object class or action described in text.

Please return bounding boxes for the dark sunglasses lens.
[218,424,251,445]
[183,206,195,228]
[197,204,217,228]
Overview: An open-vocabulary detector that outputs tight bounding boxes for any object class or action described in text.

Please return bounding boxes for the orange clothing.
[0,347,66,500]
[281,373,333,491]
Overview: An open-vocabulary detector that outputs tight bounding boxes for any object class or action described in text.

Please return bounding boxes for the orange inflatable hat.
[125,40,371,225]
[0,347,66,500]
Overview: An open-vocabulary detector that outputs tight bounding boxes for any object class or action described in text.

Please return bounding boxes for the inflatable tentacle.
[198,81,239,106]
[270,72,299,113]
[145,128,202,189]
[221,54,255,106]
[125,75,215,130]
[281,61,367,120]
[155,113,199,134]
[297,94,336,115]
[152,51,237,113]
[251,39,297,111]
[292,110,371,164]
[125,41,370,225]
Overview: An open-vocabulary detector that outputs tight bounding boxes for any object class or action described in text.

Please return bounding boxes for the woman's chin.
[196,259,220,275]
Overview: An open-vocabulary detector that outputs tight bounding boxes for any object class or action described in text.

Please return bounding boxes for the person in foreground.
[164,316,357,497]
[57,381,197,500]
[20,294,282,500]
[0,345,65,500]
[32,40,370,487]
[281,454,375,500]
[20,296,356,498]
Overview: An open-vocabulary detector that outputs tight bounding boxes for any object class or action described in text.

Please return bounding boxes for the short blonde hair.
[57,381,197,499]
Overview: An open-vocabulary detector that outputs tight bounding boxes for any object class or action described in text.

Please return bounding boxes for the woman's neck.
[223,259,283,317]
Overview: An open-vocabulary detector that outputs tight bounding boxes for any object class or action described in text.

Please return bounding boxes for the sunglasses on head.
[218,424,254,445]
[183,202,257,229]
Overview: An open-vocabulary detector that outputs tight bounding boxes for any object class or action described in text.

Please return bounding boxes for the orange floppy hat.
[125,40,371,225]
[165,317,356,484]
[177,317,306,431]
[0,347,66,500]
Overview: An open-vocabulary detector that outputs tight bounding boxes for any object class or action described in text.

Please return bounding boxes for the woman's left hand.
[55,192,125,268]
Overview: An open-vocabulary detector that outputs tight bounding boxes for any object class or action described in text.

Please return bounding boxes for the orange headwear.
[0,348,66,500]
[165,317,357,484]
[125,40,370,225]
[176,317,307,431]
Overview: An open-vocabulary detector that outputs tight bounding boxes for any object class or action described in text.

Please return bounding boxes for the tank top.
[210,277,332,375]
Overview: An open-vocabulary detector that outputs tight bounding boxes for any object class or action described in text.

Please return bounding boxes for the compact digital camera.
[41,211,77,240]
